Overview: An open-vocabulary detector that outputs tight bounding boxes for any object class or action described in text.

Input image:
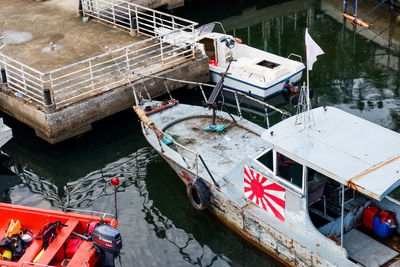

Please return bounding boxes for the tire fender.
[186,179,211,210]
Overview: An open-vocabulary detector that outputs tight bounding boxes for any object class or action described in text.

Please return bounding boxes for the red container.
[363,206,380,230]
[65,238,84,259]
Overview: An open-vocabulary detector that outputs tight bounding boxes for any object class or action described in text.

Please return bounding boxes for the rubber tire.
[186,179,211,210]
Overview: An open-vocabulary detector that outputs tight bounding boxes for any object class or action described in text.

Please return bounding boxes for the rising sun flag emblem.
[244,165,286,222]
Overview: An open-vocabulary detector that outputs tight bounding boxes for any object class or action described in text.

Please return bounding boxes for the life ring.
[186,179,211,210]
[235,38,242,44]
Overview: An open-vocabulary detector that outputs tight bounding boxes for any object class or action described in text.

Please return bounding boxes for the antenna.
[295,82,314,127]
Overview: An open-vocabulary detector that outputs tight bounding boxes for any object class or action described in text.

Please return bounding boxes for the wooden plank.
[35,219,79,265]
[17,238,42,265]
[68,241,97,266]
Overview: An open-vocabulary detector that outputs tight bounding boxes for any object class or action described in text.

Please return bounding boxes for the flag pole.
[306,29,311,120]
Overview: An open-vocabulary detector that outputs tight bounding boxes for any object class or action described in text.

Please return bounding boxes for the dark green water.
[1,0,400,266]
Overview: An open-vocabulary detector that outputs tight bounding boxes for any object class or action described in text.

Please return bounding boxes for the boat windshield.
[255,149,273,173]
[276,152,303,189]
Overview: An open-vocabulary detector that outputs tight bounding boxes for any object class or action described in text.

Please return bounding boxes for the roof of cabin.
[261,106,400,201]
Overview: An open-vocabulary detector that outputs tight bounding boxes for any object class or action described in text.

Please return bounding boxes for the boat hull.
[210,69,303,100]
[0,203,117,267]
[138,102,357,267]
[144,134,353,267]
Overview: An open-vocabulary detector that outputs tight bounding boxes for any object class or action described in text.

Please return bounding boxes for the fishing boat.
[196,26,305,99]
[155,22,305,100]
[133,84,400,265]
[0,203,122,267]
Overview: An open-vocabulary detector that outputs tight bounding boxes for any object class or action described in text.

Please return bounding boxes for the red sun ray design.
[243,165,286,222]
[264,193,285,209]
[263,183,285,192]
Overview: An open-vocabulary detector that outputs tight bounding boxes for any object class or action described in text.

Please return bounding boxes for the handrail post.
[135,6,139,35]
[1,67,8,91]
[160,37,164,64]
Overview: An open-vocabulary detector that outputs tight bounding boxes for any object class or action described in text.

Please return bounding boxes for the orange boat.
[342,13,371,28]
[0,203,122,267]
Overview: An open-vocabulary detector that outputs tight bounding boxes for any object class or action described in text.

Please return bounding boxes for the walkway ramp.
[343,229,399,266]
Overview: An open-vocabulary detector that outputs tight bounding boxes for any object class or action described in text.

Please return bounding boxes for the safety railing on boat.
[21,262,89,267]
[63,208,115,219]
[21,263,55,267]
[287,53,303,62]
[0,1,197,111]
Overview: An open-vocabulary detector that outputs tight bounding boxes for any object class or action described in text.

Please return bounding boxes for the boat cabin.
[253,106,400,266]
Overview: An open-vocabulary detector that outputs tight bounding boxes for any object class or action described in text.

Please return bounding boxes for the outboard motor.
[93,224,122,267]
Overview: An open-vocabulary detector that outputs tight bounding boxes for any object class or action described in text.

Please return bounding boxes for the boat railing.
[63,207,114,219]
[22,262,88,267]
[287,53,303,62]
[21,263,55,267]
[161,129,220,186]
[0,1,198,111]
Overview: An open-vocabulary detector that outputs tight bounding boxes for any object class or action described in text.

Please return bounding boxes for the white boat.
[155,24,305,100]
[134,90,400,266]
[0,118,12,149]
[197,31,305,99]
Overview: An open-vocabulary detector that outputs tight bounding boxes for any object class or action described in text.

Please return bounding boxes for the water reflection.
[2,148,238,266]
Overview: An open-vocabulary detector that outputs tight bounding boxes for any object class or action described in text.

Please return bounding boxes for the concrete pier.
[0,0,209,143]
[321,0,400,51]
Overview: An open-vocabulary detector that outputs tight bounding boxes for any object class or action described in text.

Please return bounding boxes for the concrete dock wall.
[0,56,209,143]
[0,0,209,143]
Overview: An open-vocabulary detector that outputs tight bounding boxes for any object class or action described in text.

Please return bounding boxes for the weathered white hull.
[210,69,303,99]
[155,152,352,267]
[140,107,356,266]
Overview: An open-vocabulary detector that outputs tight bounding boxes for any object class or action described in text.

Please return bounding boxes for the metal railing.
[0,0,198,110]
[82,0,197,38]
[0,54,46,106]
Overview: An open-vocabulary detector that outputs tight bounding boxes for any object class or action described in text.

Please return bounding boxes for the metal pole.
[114,186,118,220]
[340,184,345,247]
[1,68,7,84]
[198,154,218,187]
[265,108,270,128]
[198,85,208,103]
[234,91,242,118]
[78,0,83,17]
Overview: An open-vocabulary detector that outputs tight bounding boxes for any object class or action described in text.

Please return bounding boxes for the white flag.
[305,28,324,71]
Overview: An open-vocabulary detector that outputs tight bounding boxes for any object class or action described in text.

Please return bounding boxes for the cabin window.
[255,150,273,173]
[276,152,303,189]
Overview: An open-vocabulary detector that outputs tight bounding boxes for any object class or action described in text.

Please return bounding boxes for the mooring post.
[43,88,55,113]
[78,0,83,17]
